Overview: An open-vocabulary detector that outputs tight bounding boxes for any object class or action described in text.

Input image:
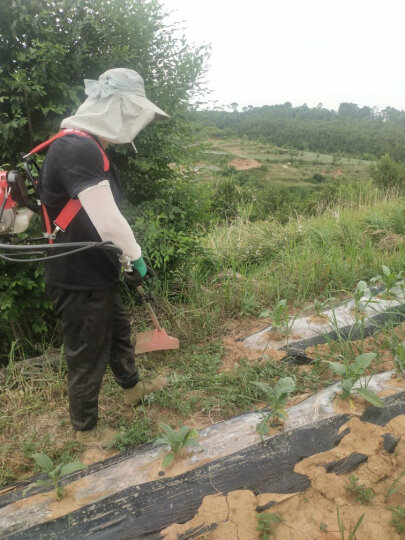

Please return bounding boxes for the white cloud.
[162,0,405,110]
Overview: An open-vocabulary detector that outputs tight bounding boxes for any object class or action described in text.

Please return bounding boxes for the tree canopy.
[197,103,405,161]
[0,0,209,165]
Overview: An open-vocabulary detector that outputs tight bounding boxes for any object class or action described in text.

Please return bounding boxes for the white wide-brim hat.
[61,68,169,144]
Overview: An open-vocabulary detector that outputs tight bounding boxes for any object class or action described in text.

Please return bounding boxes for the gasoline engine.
[0,152,121,263]
[0,168,34,235]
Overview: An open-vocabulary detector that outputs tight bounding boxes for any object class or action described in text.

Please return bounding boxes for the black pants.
[47,284,139,431]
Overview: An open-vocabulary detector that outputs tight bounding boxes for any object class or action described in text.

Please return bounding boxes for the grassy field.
[194,138,372,185]
[1,140,404,488]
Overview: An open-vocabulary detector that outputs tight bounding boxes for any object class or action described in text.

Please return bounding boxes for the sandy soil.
[162,415,405,539]
[228,158,262,170]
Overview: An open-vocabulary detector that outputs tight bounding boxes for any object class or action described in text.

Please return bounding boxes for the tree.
[0,0,210,358]
[0,0,209,167]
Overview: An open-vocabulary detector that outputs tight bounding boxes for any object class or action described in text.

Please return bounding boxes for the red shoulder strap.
[28,129,110,242]
[28,129,110,172]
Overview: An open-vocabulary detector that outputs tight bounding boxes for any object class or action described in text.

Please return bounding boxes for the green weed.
[319,521,328,532]
[25,453,87,500]
[385,471,405,501]
[388,505,405,534]
[312,297,336,316]
[393,342,405,374]
[336,506,364,540]
[113,407,154,451]
[256,512,283,539]
[153,424,199,468]
[345,474,376,504]
[259,299,289,331]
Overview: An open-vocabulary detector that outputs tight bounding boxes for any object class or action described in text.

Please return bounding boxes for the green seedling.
[385,471,405,501]
[326,352,384,407]
[259,299,289,331]
[153,423,199,468]
[312,297,336,316]
[256,512,283,539]
[393,342,405,374]
[253,377,296,436]
[345,474,376,505]
[319,521,328,532]
[371,265,403,297]
[337,506,364,540]
[352,280,373,314]
[25,453,87,500]
[388,505,405,534]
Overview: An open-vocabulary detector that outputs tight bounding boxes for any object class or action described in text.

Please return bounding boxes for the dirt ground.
[162,415,405,539]
[228,158,262,170]
[2,318,405,538]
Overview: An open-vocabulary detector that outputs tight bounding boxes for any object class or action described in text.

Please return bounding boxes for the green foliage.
[0,0,210,354]
[345,474,376,504]
[253,377,295,435]
[393,342,405,374]
[352,280,373,313]
[385,471,405,501]
[389,505,405,534]
[211,172,254,221]
[326,352,384,406]
[312,297,335,315]
[196,104,405,161]
[336,506,364,540]
[113,408,153,451]
[153,423,199,467]
[26,452,86,500]
[370,154,405,190]
[126,173,212,276]
[0,261,54,361]
[0,0,209,164]
[371,265,403,295]
[259,299,289,330]
[256,512,283,539]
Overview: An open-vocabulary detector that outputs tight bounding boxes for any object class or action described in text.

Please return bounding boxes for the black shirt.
[39,133,121,290]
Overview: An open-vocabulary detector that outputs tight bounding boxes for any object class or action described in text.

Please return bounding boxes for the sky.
[161,0,405,112]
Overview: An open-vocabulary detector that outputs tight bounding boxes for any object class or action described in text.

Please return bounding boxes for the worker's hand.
[124,257,154,288]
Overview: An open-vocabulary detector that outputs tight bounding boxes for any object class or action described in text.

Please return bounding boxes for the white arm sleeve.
[78,180,142,262]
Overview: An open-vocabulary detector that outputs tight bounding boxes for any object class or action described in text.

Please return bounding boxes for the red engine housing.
[0,171,18,210]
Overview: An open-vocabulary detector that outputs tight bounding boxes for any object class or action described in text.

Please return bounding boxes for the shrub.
[370,154,405,190]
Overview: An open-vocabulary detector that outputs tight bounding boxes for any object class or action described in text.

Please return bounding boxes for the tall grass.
[182,197,405,325]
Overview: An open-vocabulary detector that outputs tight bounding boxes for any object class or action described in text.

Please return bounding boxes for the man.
[39,68,168,447]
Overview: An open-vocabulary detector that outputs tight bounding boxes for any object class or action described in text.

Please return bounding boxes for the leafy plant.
[256,512,283,539]
[26,453,87,500]
[326,352,384,406]
[351,280,373,314]
[345,474,376,504]
[393,342,405,374]
[336,506,364,540]
[253,377,296,436]
[259,299,289,331]
[371,265,403,296]
[389,505,405,534]
[153,423,199,468]
[312,297,336,316]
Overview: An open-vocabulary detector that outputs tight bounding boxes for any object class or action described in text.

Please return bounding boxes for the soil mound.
[228,158,261,170]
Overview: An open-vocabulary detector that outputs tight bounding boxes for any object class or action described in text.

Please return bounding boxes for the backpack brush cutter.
[0,143,179,354]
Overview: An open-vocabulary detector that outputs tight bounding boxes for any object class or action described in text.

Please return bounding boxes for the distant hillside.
[196,103,405,161]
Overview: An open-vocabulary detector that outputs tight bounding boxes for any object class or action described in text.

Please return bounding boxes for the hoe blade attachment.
[135,328,179,354]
